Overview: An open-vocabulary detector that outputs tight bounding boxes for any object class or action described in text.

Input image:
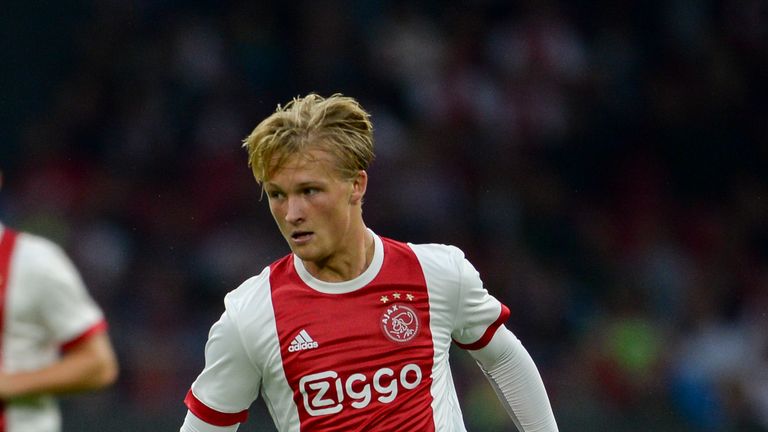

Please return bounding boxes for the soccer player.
[180,94,559,431]
[0,171,119,431]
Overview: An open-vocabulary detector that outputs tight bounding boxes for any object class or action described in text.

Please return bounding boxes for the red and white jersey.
[183,232,510,432]
[0,225,107,432]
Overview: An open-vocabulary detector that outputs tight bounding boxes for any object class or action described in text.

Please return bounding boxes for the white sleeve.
[181,309,261,432]
[26,237,104,343]
[449,248,510,348]
[469,326,559,432]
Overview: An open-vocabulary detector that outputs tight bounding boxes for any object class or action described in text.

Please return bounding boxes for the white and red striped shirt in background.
[0,225,107,432]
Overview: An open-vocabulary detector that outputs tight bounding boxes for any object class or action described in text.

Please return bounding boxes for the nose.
[285,196,304,225]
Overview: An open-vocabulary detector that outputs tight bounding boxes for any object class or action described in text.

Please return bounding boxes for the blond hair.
[243,93,374,183]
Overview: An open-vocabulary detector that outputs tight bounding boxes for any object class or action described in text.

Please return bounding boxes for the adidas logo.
[288,329,319,352]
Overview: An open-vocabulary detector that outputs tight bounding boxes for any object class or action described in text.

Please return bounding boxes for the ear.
[349,170,368,205]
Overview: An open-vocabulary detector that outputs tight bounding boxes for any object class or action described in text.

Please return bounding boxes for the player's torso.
[0,230,61,432]
[242,237,462,431]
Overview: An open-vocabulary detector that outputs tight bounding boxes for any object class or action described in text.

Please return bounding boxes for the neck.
[303,227,374,283]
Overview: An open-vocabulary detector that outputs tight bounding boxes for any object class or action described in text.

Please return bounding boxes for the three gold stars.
[379,292,416,303]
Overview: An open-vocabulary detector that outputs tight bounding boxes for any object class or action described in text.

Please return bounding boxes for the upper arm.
[410,243,511,350]
[186,309,261,429]
[60,329,118,385]
[449,249,510,349]
[62,328,115,359]
[28,240,105,344]
[467,325,520,369]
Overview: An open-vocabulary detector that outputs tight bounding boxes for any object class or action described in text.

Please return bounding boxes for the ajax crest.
[381,304,419,343]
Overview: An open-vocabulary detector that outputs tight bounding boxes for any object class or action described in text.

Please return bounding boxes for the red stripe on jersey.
[184,389,249,426]
[0,228,19,432]
[60,320,109,352]
[453,304,511,350]
[269,238,436,431]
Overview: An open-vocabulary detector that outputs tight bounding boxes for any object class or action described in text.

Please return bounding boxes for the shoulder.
[12,230,75,276]
[224,266,272,315]
[406,241,467,272]
[380,238,469,287]
[219,266,282,366]
[380,235,465,262]
[15,230,65,256]
[224,253,292,309]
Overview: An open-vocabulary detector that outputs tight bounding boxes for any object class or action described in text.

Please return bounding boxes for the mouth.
[290,231,314,244]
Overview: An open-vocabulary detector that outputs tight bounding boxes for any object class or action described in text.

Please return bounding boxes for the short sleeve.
[30,239,105,345]
[185,309,261,428]
[450,252,511,350]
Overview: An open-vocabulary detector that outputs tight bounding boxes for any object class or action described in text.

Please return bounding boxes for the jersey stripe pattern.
[0,228,19,432]
[269,237,436,431]
[0,225,108,432]
[183,233,510,432]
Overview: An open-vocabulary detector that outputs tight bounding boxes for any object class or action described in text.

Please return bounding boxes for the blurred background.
[1,0,767,430]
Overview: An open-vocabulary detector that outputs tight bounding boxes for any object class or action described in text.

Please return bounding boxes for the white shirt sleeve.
[181,308,261,432]
[448,247,510,348]
[22,235,104,343]
[469,326,559,432]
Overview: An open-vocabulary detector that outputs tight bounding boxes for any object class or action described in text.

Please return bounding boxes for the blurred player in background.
[180,94,559,431]
[0,170,118,431]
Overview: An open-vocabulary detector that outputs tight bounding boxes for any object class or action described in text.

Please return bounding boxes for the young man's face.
[263,148,365,265]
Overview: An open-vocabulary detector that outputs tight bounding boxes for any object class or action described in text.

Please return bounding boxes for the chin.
[292,247,329,264]
[290,246,315,261]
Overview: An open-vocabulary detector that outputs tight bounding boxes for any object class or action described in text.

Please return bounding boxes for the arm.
[0,328,118,399]
[181,310,260,432]
[181,411,239,432]
[468,325,559,432]
[420,245,558,430]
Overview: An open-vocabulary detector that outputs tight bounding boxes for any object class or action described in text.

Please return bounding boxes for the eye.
[303,187,320,196]
[267,190,286,200]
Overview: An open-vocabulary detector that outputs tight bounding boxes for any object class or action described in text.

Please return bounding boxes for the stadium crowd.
[1,1,767,430]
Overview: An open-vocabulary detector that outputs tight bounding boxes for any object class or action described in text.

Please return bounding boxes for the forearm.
[469,326,559,432]
[0,332,118,399]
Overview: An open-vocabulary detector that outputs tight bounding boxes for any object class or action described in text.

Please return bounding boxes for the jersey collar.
[292,229,384,294]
